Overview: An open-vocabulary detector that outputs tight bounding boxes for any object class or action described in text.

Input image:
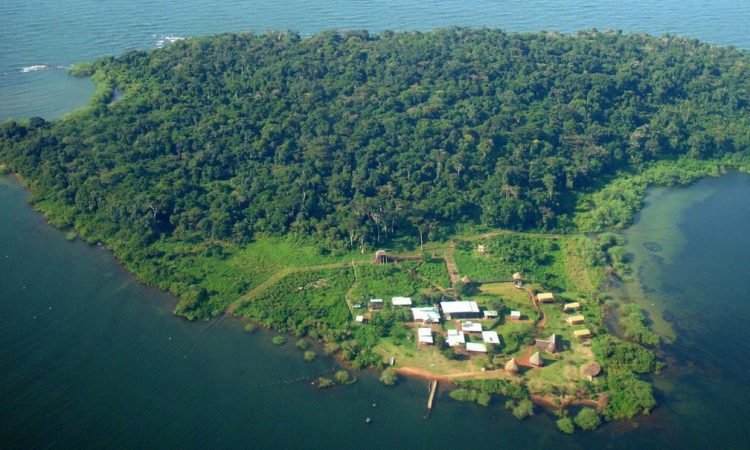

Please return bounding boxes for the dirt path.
[443,243,460,285]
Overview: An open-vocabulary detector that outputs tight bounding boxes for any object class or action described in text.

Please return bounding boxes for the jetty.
[424,379,438,419]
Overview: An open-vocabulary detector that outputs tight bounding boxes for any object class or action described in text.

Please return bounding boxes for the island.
[2,28,750,431]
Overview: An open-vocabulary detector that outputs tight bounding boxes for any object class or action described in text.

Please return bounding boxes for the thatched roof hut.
[461,275,471,284]
[583,363,602,378]
[530,351,543,367]
[512,272,522,281]
[505,358,520,373]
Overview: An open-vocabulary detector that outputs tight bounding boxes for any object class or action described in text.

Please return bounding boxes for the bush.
[476,391,492,407]
[334,370,352,384]
[296,339,310,350]
[272,335,287,345]
[243,323,257,333]
[574,408,602,431]
[316,377,334,388]
[507,399,534,420]
[556,417,575,434]
[450,388,478,402]
[380,368,398,386]
[303,350,317,361]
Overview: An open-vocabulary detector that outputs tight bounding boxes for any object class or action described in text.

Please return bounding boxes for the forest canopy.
[2,28,750,249]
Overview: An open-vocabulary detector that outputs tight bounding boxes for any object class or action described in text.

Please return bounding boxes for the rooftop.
[482,331,500,344]
[466,342,487,353]
[441,301,480,314]
[461,321,483,333]
[392,296,412,306]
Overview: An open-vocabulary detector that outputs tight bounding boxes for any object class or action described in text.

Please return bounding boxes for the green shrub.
[243,323,257,333]
[317,377,334,388]
[380,368,398,386]
[303,350,316,361]
[574,408,602,431]
[272,335,287,345]
[556,417,575,434]
[296,339,310,350]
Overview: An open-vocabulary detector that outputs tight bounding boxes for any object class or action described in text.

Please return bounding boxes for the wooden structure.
[563,302,581,312]
[369,298,384,310]
[425,380,438,419]
[534,333,558,353]
[537,292,555,303]
[374,250,388,264]
[530,351,543,367]
[573,328,592,339]
[566,315,585,325]
[513,272,522,287]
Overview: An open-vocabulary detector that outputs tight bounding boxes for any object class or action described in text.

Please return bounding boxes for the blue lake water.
[2,1,750,448]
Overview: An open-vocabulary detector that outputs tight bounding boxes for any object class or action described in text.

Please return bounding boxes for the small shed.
[477,244,486,254]
[530,351,543,367]
[369,298,384,310]
[537,292,555,303]
[563,302,581,312]
[483,310,499,319]
[374,250,388,264]
[466,342,488,353]
[461,321,483,333]
[534,333,557,353]
[392,296,412,307]
[513,272,522,287]
[510,310,521,320]
[573,329,592,339]
[417,328,434,345]
[482,331,500,344]
[461,275,471,284]
[505,358,520,373]
[355,315,365,323]
[566,315,585,325]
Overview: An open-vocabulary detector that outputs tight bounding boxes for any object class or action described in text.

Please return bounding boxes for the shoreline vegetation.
[3,28,750,431]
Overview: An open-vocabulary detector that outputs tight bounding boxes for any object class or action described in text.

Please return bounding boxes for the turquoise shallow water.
[3,1,750,448]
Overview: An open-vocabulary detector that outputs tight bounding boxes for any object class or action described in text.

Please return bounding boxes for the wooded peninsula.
[2,28,750,431]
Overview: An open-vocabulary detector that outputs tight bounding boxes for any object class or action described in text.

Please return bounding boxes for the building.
[417,327,434,345]
[477,244,486,254]
[483,310,499,320]
[505,358,520,373]
[440,301,480,320]
[369,298,384,310]
[534,333,558,353]
[530,351,543,367]
[513,272,523,287]
[510,310,521,320]
[584,363,602,381]
[374,250,388,264]
[566,315,585,325]
[355,315,365,323]
[573,329,592,339]
[392,296,412,307]
[482,331,500,344]
[446,329,466,347]
[563,302,581,312]
[537,292,555,303]
[461,321,483,333]
[466,342,487,353]
[411,306,441,323]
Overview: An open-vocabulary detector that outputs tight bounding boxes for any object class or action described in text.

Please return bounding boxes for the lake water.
[2,1,750,448]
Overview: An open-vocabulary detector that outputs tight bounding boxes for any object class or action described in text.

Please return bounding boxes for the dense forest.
[1,28,750,317]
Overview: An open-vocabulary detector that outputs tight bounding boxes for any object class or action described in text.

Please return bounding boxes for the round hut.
[505,358,520,373]
[529,351,543,367]
[513,272,522,287]
[583,363,602,381]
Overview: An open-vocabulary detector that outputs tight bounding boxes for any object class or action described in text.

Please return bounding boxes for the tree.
[574,408,602,431]
[556,417,575,434]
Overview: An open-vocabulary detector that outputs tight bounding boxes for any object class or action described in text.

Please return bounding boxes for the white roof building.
[446,329,466,347]
[466,342,487,353]
[355,315,365,323]
[482,331,500,344]
[391,296,412,307]
[411,306,441,323]
[461,321,483,333]
[510,310,521,320]
[440,301,480,318]
[418,327,434,344]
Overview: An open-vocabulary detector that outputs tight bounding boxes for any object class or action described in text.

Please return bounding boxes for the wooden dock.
[424,379,438,419]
